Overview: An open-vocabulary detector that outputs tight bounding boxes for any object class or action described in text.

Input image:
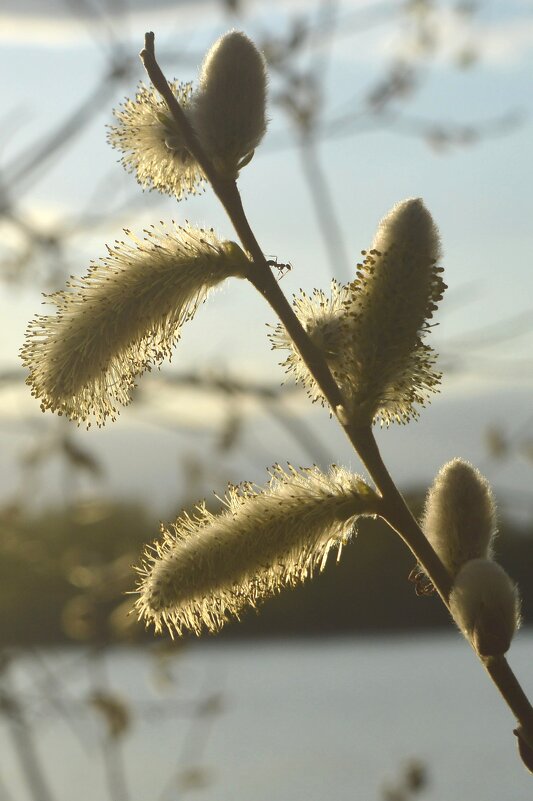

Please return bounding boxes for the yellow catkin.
[135,465,380,636]
[108,81,206,198]
[271,198,446,425]
[21,225,249,426]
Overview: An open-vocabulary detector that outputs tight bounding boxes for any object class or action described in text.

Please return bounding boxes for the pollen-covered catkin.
[269,280,352,401]
[135,465,380,636]
[422,458,496,577]
[270,198,446,425]
[191,31,267,176]
[108,81,205,199]
[449,558,521,656]
[21,225,249,426]
[345,198,445,424]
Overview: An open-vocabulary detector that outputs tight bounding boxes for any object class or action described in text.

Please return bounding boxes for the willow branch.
[139,31,533,760]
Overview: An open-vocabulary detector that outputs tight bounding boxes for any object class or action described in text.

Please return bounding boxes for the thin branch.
[264,400,334,466]
[157,371,335,464]
[0,677,56,801]
[444,309,533,350]
[157,669,223,801]
[27,648,92,749]
[347,424,453,601]
[88,650,130,801]
[140,33,224,195]
[5,75,120,193]
[298,137,352,281]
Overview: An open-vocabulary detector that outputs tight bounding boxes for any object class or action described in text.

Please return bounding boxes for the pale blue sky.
[1,0,533,514]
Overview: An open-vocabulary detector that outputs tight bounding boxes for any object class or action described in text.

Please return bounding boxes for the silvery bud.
[192,31,268,176]
[422,458,496,577]
[449,558,521,656]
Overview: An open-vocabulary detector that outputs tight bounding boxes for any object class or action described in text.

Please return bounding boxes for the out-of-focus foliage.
[382,758,428,801]
[0,502,153,644]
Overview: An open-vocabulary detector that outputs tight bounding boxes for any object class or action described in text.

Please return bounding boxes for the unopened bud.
[192,31,267,176]
[422,459,496,577]
[449,558,521,656]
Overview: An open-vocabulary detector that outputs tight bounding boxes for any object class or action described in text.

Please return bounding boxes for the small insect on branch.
[266,255,293,280]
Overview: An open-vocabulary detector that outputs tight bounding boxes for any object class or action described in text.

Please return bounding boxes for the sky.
[1,0,533,518]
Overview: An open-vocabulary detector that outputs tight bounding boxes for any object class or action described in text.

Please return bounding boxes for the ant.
[266,255,293,280]
[408,564,435,596]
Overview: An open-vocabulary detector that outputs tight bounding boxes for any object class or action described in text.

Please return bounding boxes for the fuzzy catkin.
[109,31,267,196]
[135,465,380,636]
[21,225,249,426]
[270,280,351,398]
[192,31,267,176]
[271,198,446,425]
[449,558,521,656]
[108,81,205,199]
[422,458,496,577]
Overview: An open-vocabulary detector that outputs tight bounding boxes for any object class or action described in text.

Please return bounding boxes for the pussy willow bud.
[449,558,521,656]
[422,459,496,577]
[21,225,249,427]
[192,31,267,176]
[135,465,380,636]
[271,198,445,425]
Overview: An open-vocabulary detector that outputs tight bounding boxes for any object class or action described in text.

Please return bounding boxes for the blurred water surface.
[2,632,533,801]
